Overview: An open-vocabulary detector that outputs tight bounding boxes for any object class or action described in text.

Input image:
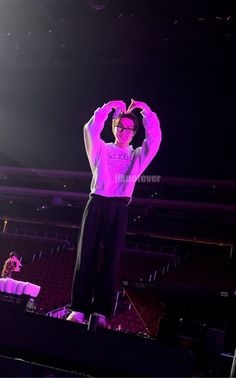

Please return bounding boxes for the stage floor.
[0,305,195,377]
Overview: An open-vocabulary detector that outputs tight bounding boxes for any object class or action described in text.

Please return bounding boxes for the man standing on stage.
[67,99,162,326]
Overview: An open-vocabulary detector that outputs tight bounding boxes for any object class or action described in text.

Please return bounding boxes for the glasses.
[115,125,135,134]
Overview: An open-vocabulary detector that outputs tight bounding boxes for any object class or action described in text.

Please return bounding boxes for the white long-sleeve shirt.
[84,104,162,198]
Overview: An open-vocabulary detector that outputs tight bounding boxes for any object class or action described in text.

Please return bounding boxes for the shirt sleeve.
[83,105,111,170]
[135,110,162,175]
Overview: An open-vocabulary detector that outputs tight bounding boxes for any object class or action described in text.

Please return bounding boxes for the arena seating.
[17,249,77,312]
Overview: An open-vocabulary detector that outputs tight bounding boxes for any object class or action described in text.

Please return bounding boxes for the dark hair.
[113,112,139,134]
[9,251,17,258]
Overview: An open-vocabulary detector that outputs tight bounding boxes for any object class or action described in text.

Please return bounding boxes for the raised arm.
[127,99,162,172]
[84,100,126,168]
[12,256,22,272]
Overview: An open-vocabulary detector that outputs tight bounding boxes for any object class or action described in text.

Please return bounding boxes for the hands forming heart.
[107,99,151,117]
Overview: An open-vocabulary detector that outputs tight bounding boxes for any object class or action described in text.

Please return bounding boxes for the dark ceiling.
[0,0,235,67]
[0,1,235,179]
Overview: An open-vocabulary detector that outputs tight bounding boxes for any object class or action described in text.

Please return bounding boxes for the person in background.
[67,99,162,327]
[1,251,22,278]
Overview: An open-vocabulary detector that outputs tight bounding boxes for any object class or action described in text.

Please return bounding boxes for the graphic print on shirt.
[107,146,134,183]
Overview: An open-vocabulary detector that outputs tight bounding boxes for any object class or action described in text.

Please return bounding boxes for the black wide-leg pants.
[71,194,128,317]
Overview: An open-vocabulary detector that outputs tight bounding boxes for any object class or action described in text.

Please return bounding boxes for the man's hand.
[127,99,151,114]
[106,100,126,113]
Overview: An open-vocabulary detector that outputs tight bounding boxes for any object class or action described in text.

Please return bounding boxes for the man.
[68,99,162,326]
[1,251,22,278]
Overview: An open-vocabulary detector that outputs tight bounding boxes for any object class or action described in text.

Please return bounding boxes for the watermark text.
[115,174,161,183]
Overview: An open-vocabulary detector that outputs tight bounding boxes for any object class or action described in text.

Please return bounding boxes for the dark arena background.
[0,0,236,377]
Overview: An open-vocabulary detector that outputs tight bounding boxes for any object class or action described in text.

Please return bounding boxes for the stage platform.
[0,305,195,377]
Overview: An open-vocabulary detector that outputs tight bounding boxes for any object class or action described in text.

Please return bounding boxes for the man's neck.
[114,140,129,148]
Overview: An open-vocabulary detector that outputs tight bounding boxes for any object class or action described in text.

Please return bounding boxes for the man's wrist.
[98,102,113,114]
[141,107,152,117]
